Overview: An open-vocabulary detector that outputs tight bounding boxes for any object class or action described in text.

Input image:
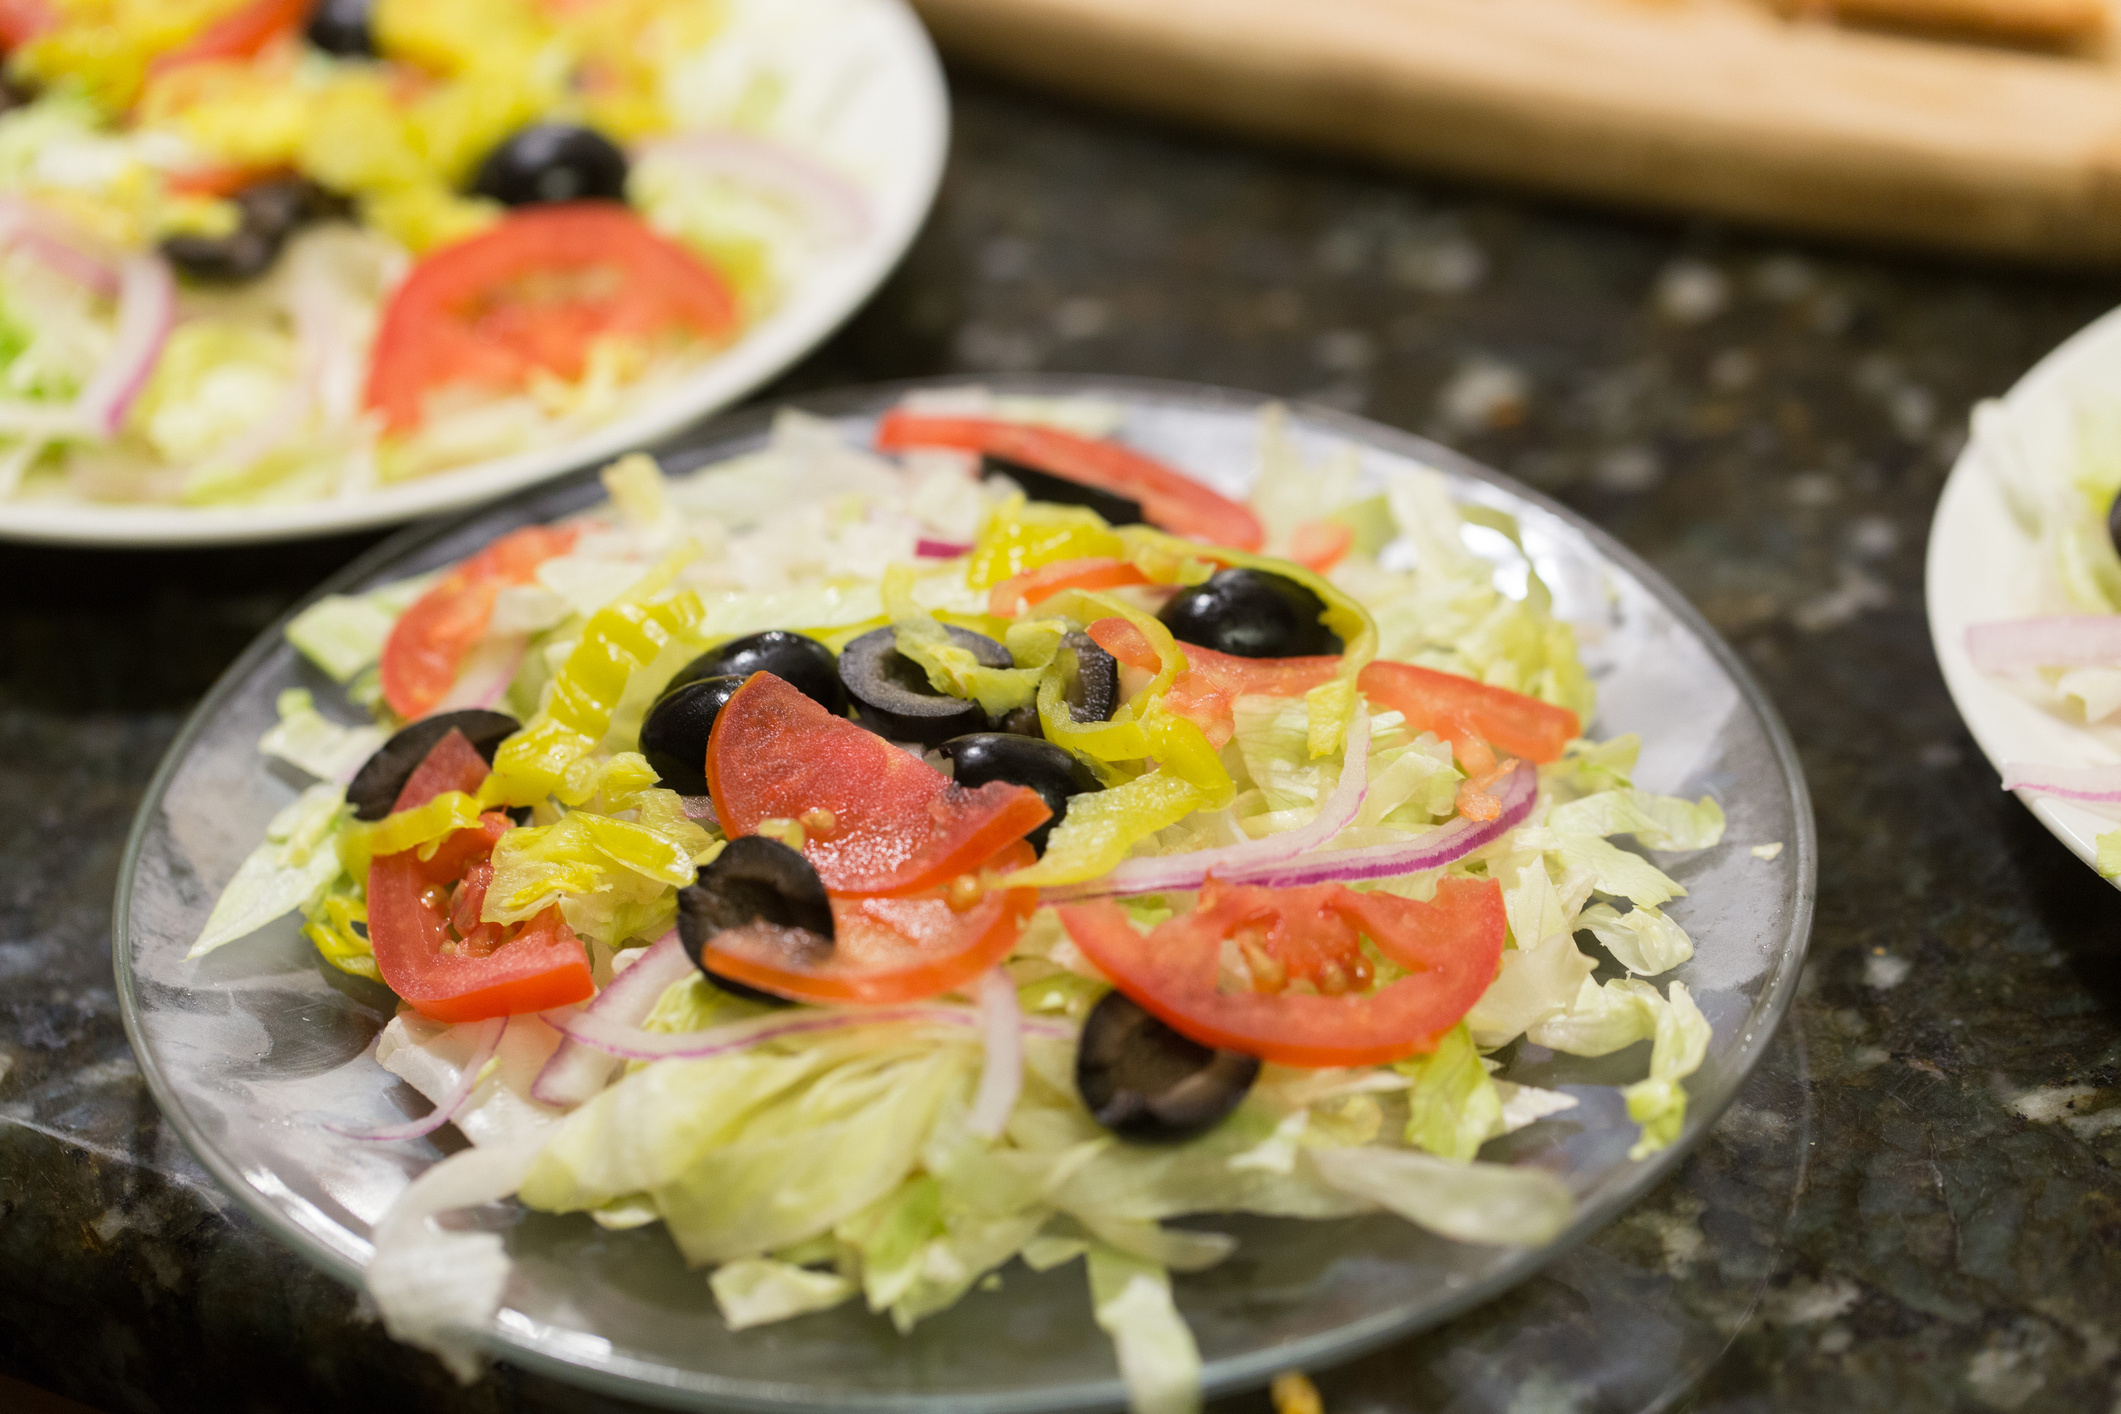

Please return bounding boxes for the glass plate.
[114,377,1816,1412]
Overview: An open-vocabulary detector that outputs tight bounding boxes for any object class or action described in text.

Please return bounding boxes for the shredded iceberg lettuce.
[260,688,386,782]
[190,783,348,958]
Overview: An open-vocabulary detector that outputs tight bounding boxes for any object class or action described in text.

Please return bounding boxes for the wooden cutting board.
[909,0,2121,265]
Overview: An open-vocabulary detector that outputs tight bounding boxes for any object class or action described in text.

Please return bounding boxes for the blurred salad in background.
[0,0,889,508]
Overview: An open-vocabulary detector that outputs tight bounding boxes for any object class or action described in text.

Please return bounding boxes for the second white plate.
[1928,305,2121,885]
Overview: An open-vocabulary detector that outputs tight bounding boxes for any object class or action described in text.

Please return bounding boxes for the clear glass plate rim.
[112,374,1819,1412]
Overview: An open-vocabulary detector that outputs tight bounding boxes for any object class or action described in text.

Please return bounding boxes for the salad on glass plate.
[175,391,1745,1412]
[0,0,943,544]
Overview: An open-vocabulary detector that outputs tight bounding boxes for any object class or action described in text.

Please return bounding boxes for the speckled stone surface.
[5,73,2121,1414]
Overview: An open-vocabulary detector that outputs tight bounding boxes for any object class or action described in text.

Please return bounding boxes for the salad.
[0,0,884,508]
[1960,396,2121,875]
[193,396,1726,1413]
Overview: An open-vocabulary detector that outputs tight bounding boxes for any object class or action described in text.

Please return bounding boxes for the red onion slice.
[2000,762,2121,804]
[329,1016,508,1142]
[436,633,526,712]
[1224,761,1538,890]
[74,253,176,437]
[965,969,1023,1139]
[680,795,720,825]
[916,537,972,558]
[0,197,121,295]
[1967,616,2121,673]
[540,999,1075,1064]
[1047,710,1373,900]
[634,132,869,247]
[528,931,695,1108]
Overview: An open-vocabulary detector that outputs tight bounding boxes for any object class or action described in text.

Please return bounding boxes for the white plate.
[0,0,947,549]
[1927,305,2121,885]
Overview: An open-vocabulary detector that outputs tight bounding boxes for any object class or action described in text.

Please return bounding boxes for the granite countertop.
[6,73,2121,1414]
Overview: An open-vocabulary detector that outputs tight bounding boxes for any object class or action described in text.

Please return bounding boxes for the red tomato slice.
[366,729,594,1022]
[706,672,1052,898]
[148,0,308,77]
[699,842,1038,1004]
[365,205,737,435]
[0,0,53,48]
[1288,519,1354,573]
[1081,615,1578,766]
[1085,617,1338,748]
[379,523,580,719]
[1357,660,1580,768]
[1059,876,1505,1068]
[987,556,1151,617]
[875,411,1264,550]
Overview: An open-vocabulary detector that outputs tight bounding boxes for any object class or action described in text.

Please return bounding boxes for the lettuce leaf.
[260,688,385,782]
[190,783,348,958]
[1397,1023,1502,1161]
[1307,1145,1574,1246]
[1544,788,1726,851]
[1086,1246,1202,1414]
[710,1258,857,1330]
[284,574,433,684]
[1577,902,1695,976]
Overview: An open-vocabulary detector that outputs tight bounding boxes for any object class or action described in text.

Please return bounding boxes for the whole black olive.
[347,709,520,821]
[838,625,1010,747]
[161,178,350,283]
[1075,991,1259,1142]
[639,675,744,796]
[1158,567,1342,659]
[667,631,847,718]
[982,454,1144,527]
[470,124,629,208]
[937,733,1099,854]
[306,0,377,56]
[1057,629,1121,723]
[677,836,834,1003]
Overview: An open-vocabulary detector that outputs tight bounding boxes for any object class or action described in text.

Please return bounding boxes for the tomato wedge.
[379,522,580,719]
[875,412,1264,551]
[1081,615,1579,766]
[148,0,308,78]
[1085,616,1337,749]
[1059,876,1505,1068]
[699,842,1038,1004]
[366,729,594,1022]
[1288,519,1354,573]
[365,205,737,435]
[1357,660,1580,769]
[0,0,52,49]
[987,556,1151,618]
[707,673,1051,897]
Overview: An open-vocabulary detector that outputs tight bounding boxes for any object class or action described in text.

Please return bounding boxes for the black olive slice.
[306,0,377,56]
[347,709,521,820]
[1076,991,1259,1142]
[982,454,1144,527]
[838,625,1009,747]
[678,836,834,1004]
[1158,567,1342,659]
[161,178,350,283]
[470,124,629,207]
[667,631,847,717]
[639,675,745,796]
[2107,488,2121,560]
[1057,629,1121,723]
[937,733,1100,855]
